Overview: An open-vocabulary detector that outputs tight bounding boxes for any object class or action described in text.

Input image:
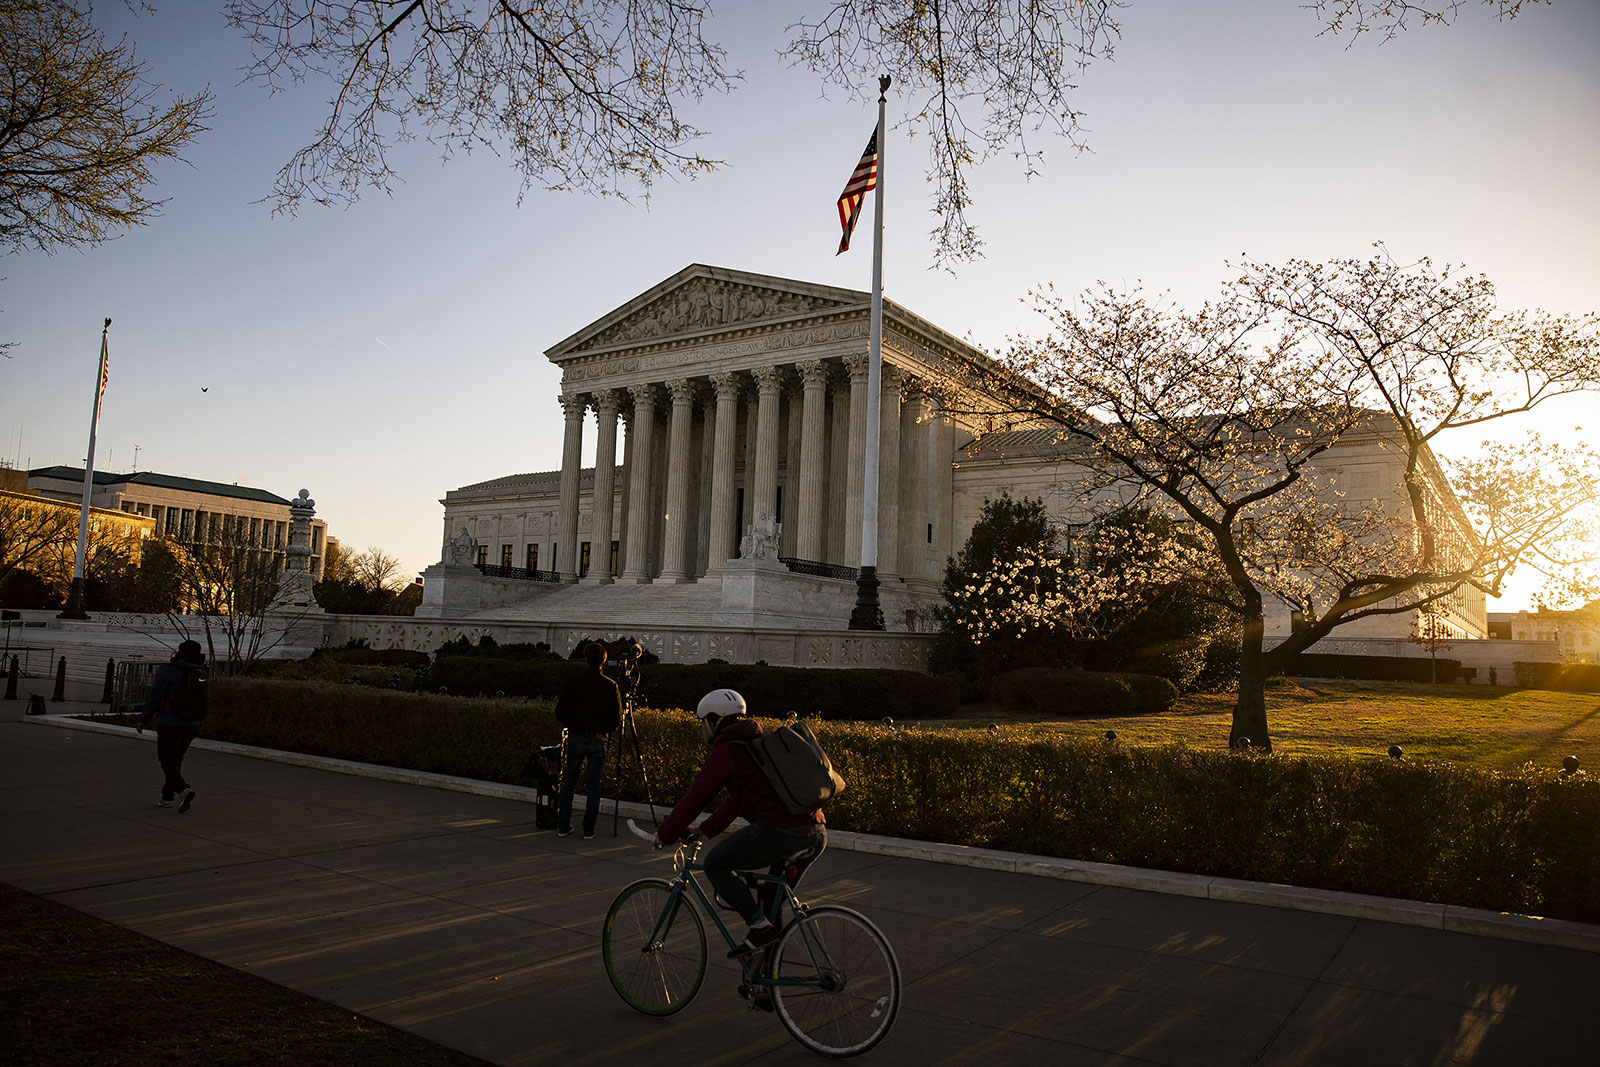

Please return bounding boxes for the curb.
[29,713,1600,954]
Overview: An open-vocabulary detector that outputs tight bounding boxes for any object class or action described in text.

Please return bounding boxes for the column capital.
[880,362,902,391]
[591,388,623,417]
[628,382,660,408]
[709,370,743,399]
[843,353,870,383]
[752,365,787,395]
[796,358,830,387]
[558,392,590,418]
[666,377,697,406]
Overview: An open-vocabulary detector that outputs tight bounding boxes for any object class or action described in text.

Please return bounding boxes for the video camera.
[607,639,645,698]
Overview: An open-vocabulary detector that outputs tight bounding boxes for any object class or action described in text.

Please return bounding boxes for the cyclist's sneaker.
[157,794,174,808]
[727,923,781,958]
[557,826,574,837]
[582,828,597,840]
[176,788,195,814]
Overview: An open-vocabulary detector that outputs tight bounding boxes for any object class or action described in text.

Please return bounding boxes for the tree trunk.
[1230,611,1273,752]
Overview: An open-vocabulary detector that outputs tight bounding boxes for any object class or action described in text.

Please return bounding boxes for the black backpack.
[170,665,209,722]
[738,721,846,815]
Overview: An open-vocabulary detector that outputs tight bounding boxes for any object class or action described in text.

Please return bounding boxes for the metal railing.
[110,660,162,715]
[2,644,56,678]
[779,557,859,582]
[475,563,564,583]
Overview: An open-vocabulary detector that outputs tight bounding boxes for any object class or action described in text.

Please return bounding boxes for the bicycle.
[602,820,901,1057]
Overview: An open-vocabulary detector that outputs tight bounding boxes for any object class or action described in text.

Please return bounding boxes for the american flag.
[97,331,109,406]
[835,129,879,255]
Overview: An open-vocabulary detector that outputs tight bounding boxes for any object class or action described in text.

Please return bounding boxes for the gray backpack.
[739,721,846,815]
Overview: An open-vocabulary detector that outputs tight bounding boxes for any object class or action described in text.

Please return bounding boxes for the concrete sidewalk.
[3,708,1597,1065]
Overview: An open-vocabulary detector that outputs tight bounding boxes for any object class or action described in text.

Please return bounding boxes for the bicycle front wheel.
[770,905,901,1057]
[602,879,707,1015]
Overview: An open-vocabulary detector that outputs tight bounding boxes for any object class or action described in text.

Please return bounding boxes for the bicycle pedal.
[737,984,776,1013]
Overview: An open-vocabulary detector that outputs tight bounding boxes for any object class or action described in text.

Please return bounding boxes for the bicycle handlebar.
[626,818,701,849]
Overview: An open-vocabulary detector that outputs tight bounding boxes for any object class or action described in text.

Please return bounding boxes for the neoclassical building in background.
[417,264,1486,651]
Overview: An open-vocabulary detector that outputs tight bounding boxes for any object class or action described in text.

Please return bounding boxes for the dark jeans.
[156,724,199,798]
[705,822,827,926]
[557,733,608,833]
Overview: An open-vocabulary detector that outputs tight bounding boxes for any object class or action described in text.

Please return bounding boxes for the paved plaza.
[3,698,1597,1066]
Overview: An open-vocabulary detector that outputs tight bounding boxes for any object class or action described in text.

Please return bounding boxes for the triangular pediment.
[545,265,867,362]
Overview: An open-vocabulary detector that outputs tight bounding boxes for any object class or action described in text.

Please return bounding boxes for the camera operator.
[554,642,622,839]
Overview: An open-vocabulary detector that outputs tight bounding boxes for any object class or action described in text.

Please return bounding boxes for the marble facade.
[419,265,991,634]
[418,264,1486,652]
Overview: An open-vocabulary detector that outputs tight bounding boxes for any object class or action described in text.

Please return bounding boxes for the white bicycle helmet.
[695,688,747,721]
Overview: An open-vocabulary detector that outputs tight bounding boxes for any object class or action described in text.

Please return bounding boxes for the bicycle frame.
[651,837,822,992]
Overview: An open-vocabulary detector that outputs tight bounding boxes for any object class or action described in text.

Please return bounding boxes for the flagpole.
[849,75,891,631]
[58,318,110,620]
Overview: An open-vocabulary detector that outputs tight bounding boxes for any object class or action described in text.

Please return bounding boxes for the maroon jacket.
[657,718,825,843]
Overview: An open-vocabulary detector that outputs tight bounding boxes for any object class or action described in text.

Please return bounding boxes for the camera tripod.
[608,654,660,836]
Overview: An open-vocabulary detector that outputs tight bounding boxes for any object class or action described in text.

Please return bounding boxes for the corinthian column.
[903,390,933,580]
[876,364,902,576]
[584,390,621,583]
[705,372,741,575]
[659,378,698,582]
[795,359,829,562]
[618,384,659,584]
[750,366,785,534]
[556,392,588,583]
[843,354,869,565]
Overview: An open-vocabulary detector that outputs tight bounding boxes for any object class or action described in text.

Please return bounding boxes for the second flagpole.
[59,317,111,620]
[849,74,891,631]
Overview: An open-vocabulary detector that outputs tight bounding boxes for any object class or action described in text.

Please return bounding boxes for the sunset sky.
[5,1,1596,608]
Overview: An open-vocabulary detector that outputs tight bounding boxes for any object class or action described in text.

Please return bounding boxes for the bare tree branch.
[0,0,213,253]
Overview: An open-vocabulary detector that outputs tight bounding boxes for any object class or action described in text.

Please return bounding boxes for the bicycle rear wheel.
[602,879,707,1015]
[770,905,900,1057]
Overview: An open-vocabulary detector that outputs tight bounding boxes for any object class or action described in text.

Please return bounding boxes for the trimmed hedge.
[993,668,1178,716]
[427,656,585,699]
[199,678,1600,924]
[1513,662,1600,693]
[1285,653,1467,684]
[424,657,958,721]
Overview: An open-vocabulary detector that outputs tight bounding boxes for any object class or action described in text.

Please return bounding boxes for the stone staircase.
[466,576,735,628]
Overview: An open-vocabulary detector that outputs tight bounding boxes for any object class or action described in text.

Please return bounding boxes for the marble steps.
[470,577,727,627]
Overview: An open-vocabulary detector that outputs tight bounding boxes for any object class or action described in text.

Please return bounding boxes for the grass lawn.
[0,883,490,1067]
[935,678,1600,772]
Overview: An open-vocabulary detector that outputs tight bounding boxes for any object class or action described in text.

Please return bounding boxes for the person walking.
[136,639,209,813]
[555,641,622,839]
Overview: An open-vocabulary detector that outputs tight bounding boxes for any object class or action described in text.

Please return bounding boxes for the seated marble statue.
[446,528,479,567]
[740,512,782,561]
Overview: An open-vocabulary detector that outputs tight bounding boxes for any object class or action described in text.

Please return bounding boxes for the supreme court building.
[412,264,1486,663]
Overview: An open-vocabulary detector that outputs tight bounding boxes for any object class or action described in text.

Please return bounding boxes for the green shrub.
[201,679,1600,923]
[427,656,584,698]
[1512,662,1600,693]
[422,657,957,720]
[253,647,429,684]
[993,668,1174,715]
[628,664,958,720]
[1287,653,1466,684]
[1106,671,1179,713]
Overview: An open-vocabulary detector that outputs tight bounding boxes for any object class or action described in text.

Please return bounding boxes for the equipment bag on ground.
[739,720,846,814]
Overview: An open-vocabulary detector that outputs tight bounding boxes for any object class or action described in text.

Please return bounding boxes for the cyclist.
[653,689,827,957]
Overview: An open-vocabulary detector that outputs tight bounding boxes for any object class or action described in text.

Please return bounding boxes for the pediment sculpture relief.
[584,280,837,349]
